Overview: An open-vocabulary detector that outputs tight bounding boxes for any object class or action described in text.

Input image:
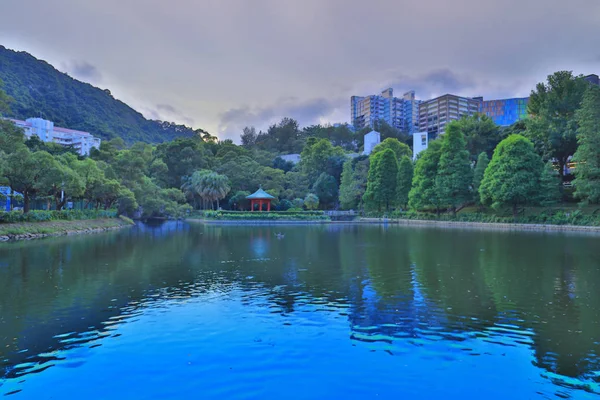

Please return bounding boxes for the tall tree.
[479,135,544,218]
[312,173,338,209]
[300,138,345,182]
[525,71,588,179]
[408,140,443,213]
[339,159,358,210]
[396,156,413,210]
[454,114,500,161]
[436,123,473,213]
[240,126,257,148]
[472,152,489,206]
[363,148,398,211]
[538,162,561,206]
[573,85,600,203]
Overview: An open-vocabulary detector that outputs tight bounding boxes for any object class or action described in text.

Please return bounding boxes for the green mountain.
[0,45,201,144]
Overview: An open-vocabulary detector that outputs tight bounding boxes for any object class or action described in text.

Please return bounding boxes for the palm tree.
[190,170,231,209]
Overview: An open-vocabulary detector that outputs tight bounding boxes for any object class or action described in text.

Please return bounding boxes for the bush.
[367,209,600,226]
[0,209,118,223]
[199,210,329,221]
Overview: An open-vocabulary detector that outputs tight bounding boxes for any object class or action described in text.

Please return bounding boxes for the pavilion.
[246,188,276,212]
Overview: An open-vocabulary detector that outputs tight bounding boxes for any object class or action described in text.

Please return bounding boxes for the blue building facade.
[351,89,421,133]
[479,97,529,126]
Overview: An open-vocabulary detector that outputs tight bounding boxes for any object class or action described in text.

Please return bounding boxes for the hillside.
[0,45,200,144]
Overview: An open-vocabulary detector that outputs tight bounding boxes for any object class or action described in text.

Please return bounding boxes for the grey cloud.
[145,103,195,126]
[385,69,478,99]
[219,97,343,141]
[63,61,102,83]
[3,0,599,137]
[157,104,177,113]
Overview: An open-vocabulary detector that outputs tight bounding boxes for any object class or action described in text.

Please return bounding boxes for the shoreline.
[0,217,134,241]
[189,217,600,233]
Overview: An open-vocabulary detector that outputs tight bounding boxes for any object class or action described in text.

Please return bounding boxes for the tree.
[292,198,304,209]
[538,162,561,206]
[363,148,398,211]
[1,149,57,212]
[479,135,544,218]
[240,127,257,148]
[396,156,413,209]
[372,119,411,145]
[454,114,500,161]
[312,173,338,209]
[300,138,345,182]
[408,140,443,212]
[339,159,359,210]
[573,85,600,204]
[229,191,251,211]
[304,193,319,210]
[189,170,231,209]
[371,138,411,160]
[525,71,588,180]
[117,187,138,215]
[435,123,473,213]
[472,152,489,206]
[93,178,124,210]
[0,80,12,116]
[39,159,85,210]
[69,157,105,207]
[0,119,25,154]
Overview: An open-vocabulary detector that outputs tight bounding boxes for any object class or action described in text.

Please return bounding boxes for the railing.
[324,210,357,217]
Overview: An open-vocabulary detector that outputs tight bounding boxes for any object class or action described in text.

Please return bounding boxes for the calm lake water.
[0,222,599,399]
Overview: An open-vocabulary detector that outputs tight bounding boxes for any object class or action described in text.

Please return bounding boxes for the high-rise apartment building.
[417,94,480,139]
[351,88,421,133]
[479,97,529,126]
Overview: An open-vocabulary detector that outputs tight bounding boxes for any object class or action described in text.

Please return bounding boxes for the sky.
[2,0,600,141]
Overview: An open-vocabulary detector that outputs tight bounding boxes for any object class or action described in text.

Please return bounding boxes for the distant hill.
[0,45,201,144]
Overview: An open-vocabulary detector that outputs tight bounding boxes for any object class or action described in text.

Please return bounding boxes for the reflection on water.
[0,222,599,399]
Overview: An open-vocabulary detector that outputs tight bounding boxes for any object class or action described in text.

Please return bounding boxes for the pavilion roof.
[246,188,276,200]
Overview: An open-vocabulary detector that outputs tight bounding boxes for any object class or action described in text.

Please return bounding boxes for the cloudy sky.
[2,0,599,141]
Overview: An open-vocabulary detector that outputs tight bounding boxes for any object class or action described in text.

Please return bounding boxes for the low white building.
[9,118,101,156]
[412,131,429,160]
[363,130,381,155]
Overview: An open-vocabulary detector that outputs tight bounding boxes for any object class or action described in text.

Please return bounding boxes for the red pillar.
[259,199,263,212]
[267,200,271,212]
[250,199,254,211]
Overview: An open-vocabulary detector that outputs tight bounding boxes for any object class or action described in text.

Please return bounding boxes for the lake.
[0,222,599,399]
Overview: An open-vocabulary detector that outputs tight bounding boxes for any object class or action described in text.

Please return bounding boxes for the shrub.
[0,209,118,224]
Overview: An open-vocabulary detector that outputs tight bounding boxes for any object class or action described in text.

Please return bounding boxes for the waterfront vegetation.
[199,210,329,221]
[0,71,600,227]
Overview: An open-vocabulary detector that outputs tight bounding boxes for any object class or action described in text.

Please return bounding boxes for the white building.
[363,130,381,155]
[412,131,429,160]
[9,118,101,156]
[279,154,301,164]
